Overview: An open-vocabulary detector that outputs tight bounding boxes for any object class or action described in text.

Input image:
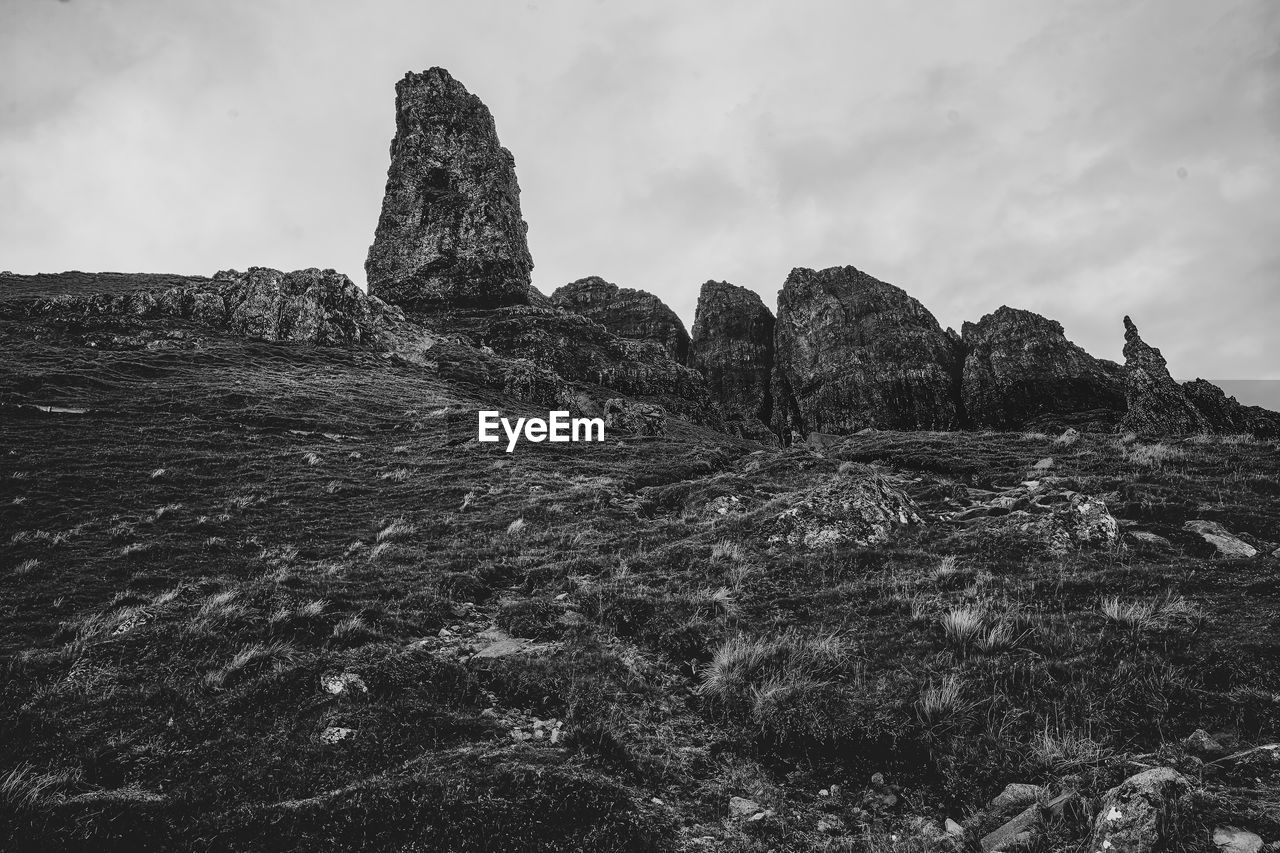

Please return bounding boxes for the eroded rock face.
[1121,317,1211,436]
[30,267,406,347]
[768,463,921,548]
[365,68,533,310]
[773,266,961,439]
[551,277,690,363]
[689,280,775,438]
[961,306,1125,430]
[1121,317,1280,438]
[1182,379,1280,439]
[1087,768,1192,853]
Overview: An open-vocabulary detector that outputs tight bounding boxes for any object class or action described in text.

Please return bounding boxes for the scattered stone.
[1184,520,1258,558]
[469,627,555,659]
[365,68,533,310]
[603,398,666,436]
[989,783,1045,815]
[728,796,764,820]
[1214,827,1264,853]
[768,465,921,549]
[773,265,961,437]
[961,306,1125,430]
[1183,728,1227,758]
[320,672,368,696]
[980,803,1041,852]
[319,726,354,744]
[1086,767,1192,853]
[1032,457,1054,470]
[945,818,965,837]
[1126,530,1173,548]
[689,280,776,438]
[552,276,690,363]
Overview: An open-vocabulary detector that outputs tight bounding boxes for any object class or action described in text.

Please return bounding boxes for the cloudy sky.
[2,0,1277,394]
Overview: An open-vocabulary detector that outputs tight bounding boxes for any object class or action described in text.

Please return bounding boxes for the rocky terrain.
[2,66,1279,852]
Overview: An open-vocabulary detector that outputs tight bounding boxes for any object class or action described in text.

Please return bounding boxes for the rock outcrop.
[1182,379,1280,439]
[1122,317,1280,438]
[767,463,921,548]
[689,280,775,439]
[365,68,533,311]
[772,266,961,439]
[550,277,690,363]
[28,267,408,348]
[961,306,1125,430]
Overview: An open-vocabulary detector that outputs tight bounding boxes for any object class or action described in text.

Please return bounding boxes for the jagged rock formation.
[689,280,775,440]
[1121,317,1280,438]
[772,265,961,439]
[1182,378,1280,439]
[365,68,533,311]
[1121,316,1211,436]
[961,306,1125,430]
[26,268,408,348]
[550,277,690,363]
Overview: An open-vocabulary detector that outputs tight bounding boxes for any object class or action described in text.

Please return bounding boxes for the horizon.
[2,0,1277,389]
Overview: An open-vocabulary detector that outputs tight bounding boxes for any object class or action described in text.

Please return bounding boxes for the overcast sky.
[2,0,1277,393]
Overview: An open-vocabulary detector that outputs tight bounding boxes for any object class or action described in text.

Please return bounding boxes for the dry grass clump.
[204,641,296,689]
[506,517,526,537]
[378,467,412,482]
[1125,442,1184,467]
[698,631,855,706]
[916,673,975,728]
[302,452,322,466]
[14,558,40,576]
[1100,594,1201,630]
[1020,431,1048,441]
[0,765,83,810]
[1053,429,1081,448]
[710,539,745,563]
[939,607,985,648]
[1030,725,1108,770]
[376,517,416,543]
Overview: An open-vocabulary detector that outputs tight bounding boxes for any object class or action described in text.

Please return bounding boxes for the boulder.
[604,399,666,436]
[1214,827,1264,853]
[772,265,961,438]
[961,306,1125,430]
[768,464,921,549]
[989,783,1045,815]
[1184,520,1258,558]
[365,68,533,310]
[689,280,775,436]
[551,276,690,363]
[1086,768,1192,853]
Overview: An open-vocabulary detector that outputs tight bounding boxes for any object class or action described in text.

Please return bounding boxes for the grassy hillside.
[2,289,1278,851]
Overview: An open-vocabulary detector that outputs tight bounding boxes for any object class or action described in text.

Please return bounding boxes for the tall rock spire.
[365,68,533,310]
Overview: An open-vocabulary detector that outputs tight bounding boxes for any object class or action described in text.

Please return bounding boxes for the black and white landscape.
[2,3,1279,852]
